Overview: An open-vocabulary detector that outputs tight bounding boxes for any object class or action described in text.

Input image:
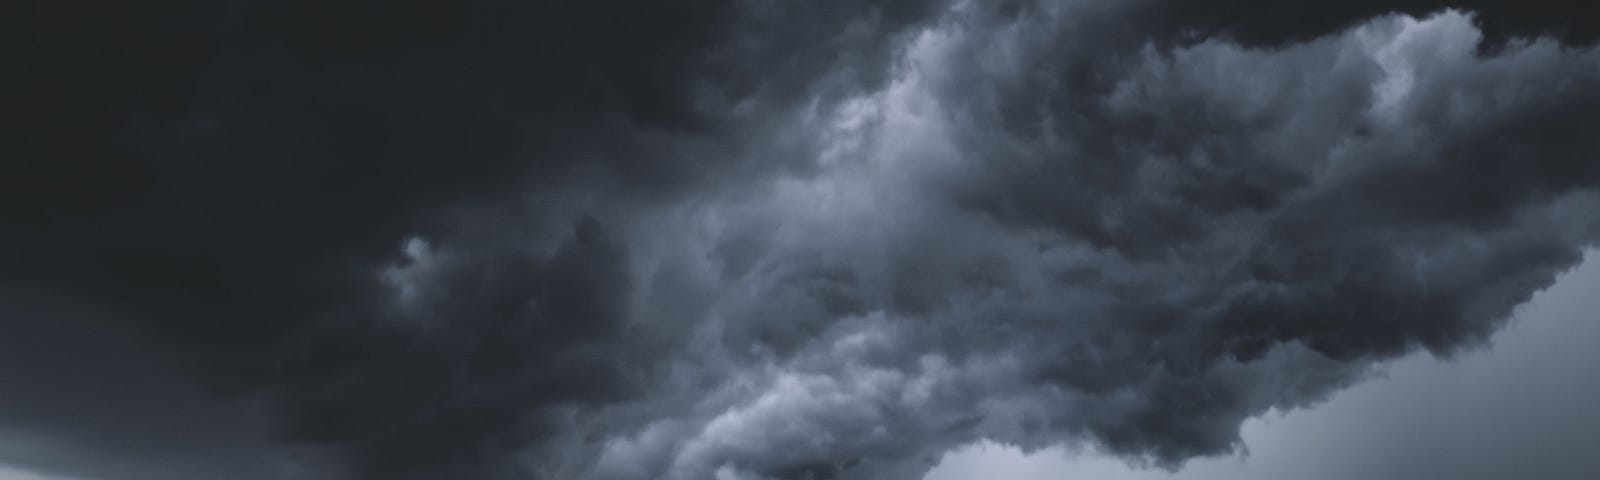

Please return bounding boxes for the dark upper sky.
[4,1,1599,479]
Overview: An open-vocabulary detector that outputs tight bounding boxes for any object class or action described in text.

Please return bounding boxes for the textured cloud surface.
[5,1,1600,479]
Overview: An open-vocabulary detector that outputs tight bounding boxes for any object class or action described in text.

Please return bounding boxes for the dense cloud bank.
[5,1,1600,479]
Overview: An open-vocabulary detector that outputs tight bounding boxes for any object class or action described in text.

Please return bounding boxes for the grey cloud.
[5,2,1600,480]
[1132,0,1600,48]
[2,0,941,478]
[569,8,1600,479]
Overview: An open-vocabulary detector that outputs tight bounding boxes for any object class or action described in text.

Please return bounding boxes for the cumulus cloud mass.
[5,1,1600,479]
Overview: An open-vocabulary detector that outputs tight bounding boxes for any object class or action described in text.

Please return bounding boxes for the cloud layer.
[5,1,1600,479]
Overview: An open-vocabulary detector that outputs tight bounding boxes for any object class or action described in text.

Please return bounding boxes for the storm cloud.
[4,1,1600,479]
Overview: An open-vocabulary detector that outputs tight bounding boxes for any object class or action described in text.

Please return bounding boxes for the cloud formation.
[4,1,1600,479]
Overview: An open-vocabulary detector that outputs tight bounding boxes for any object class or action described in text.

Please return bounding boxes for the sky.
[5,1,1600,480]
[927,248,1600,479]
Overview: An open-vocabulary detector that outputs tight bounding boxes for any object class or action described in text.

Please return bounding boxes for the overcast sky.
[6,1,1600,479]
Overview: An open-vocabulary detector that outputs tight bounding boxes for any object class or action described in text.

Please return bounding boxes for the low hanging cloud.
[4,1,1600,480]
[573,8,1600,479]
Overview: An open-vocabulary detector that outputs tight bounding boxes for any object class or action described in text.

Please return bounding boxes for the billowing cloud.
[4,1,1599,480]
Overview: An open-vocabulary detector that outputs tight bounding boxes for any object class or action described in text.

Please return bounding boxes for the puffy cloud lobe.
[4,1,1600,480]
[574,8,1600,479]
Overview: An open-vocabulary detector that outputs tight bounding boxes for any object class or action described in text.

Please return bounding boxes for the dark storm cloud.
[1134,0,1600,47]
[0,287,343,480]
[5,1,1600,480]
[3,0,940,478]
[571,7,1600,479]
